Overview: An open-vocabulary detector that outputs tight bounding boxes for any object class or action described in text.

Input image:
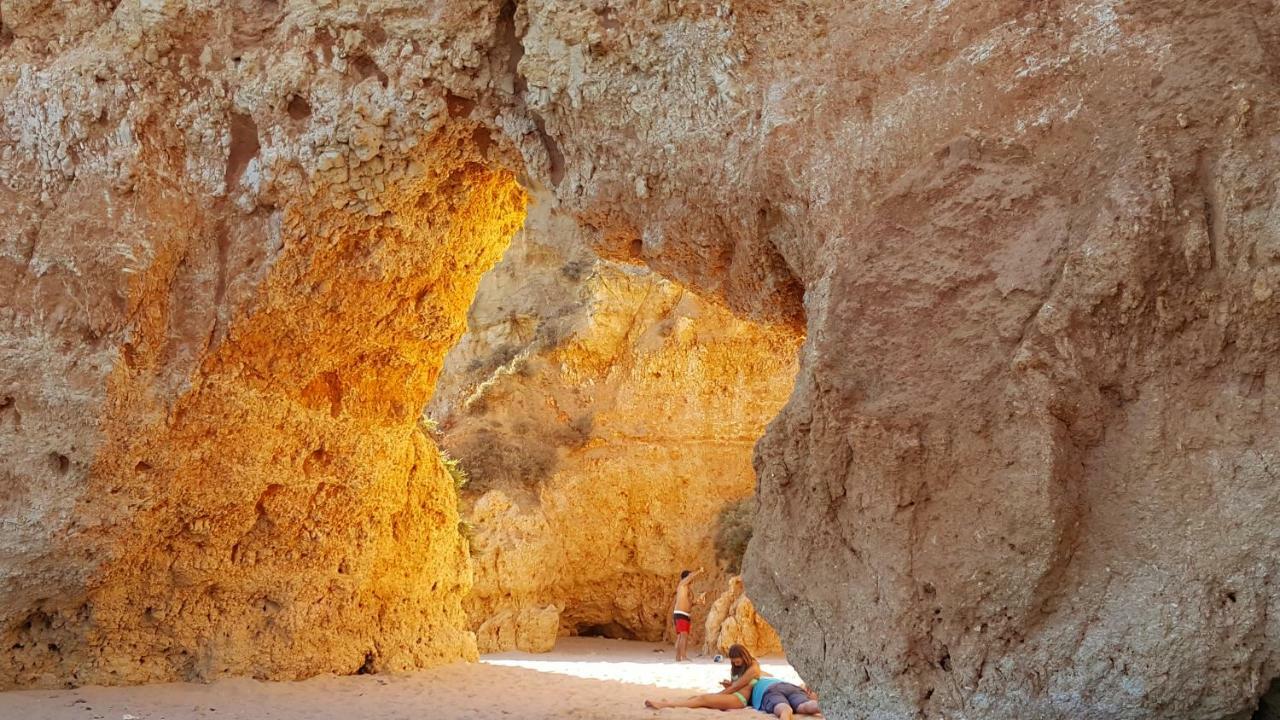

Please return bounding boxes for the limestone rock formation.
[514,3,1280,719]
[430,202,798,649]
[474,604,560,655]
[0,0,526,686]
[703,575,783,658]
[2,2,1279,720]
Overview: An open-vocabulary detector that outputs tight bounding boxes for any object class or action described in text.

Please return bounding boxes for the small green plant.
[443,454,468,492]
[416,411,468,492]
[714,497,756,574]
[418,414,440,435]
[417,411,443,441]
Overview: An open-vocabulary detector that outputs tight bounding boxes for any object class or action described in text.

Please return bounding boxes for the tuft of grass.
[714,497,756,575]
[443,454,468,492]
[419,414,440,435]
[417,412,442,440]
[416,412,468,492]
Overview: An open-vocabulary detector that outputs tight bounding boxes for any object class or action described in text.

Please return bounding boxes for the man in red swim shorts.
[671,568,702,661]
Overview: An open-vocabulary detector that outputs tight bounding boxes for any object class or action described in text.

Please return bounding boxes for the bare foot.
[645,700,666,709]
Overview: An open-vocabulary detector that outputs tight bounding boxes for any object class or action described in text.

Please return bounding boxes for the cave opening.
[421,184,803,663]
[0,106,804,693]
[1,0,811,695]
[574,622,638,641]
[6,41,1246,720]
[5,2,1280,719]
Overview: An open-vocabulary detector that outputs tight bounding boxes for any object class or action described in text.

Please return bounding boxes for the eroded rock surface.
[1,0,527,686]
[703,575,783,658]
[429,198,798,649]
[2,2,1279,719]
[515,3,1280,719]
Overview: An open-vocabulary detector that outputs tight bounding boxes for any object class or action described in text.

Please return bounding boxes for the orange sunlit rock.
[2,125,525,686]
[429,206,799,651]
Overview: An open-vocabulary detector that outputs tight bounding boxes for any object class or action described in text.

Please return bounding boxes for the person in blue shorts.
[756,680,822,719]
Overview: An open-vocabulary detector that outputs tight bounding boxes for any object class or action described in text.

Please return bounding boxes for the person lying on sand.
[644,644,764,711]
[755,680,822,719]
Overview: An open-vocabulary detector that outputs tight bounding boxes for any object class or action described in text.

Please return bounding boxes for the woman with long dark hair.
[643,644,765,710]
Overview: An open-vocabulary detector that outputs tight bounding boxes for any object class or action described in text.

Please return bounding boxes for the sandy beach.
[0,638,805,720]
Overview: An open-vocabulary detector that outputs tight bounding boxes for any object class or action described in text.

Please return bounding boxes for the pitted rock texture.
[2,2,1279,719]
[430,200,799,649]
[511,4,1280,719]
[512,2,1280,718]
[702,575,782,658]
[474,603,560,655]
[1,0,527,687]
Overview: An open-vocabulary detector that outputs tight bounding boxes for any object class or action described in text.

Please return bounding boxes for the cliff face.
[0,0,527,686]
[703,575,783,658]
[429,196,798,650]
[3,2,1280,718]
[514,3,1280,718]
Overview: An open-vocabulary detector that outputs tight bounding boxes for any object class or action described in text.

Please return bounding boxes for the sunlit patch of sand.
[0,638,807,720]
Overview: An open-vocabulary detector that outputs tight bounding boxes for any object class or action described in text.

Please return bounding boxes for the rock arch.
[1,2,1278,719]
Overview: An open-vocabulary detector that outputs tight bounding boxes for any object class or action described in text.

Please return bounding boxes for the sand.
[0,638,807,720]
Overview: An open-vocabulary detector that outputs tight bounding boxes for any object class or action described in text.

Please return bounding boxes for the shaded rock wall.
[429,196,799,649]
[1256,681,1280,720]
[514,2,1280,718]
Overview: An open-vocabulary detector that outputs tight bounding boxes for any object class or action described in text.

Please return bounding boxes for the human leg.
[794,699,822,715]
[645,693,746,710]
[673,613,692,661]
[777,686,817,714]
[761,688,792,717]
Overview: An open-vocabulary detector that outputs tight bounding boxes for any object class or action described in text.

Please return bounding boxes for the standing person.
[644,644,764,710]
[671,568,702,661]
